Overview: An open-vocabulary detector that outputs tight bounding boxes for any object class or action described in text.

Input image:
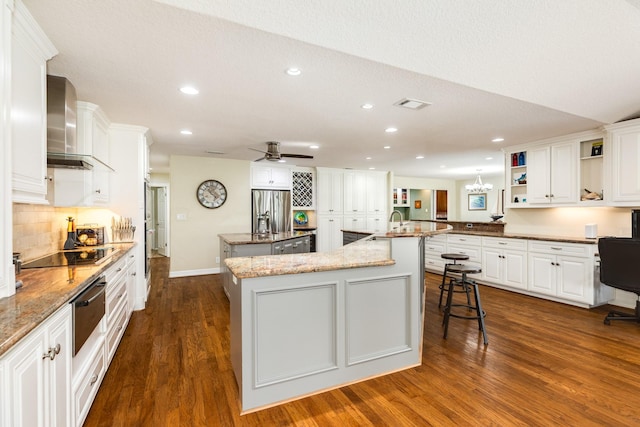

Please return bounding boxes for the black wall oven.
[71,275,106,356]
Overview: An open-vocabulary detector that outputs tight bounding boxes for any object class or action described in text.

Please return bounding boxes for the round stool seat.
[441,253,470,262]
[446,264,482,275]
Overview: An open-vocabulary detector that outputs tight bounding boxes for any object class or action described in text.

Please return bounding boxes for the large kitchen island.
[223,222,450,413]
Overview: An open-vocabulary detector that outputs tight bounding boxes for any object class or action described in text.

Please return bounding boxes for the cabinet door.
[47,306,72,427]
[269,167,291,188]
[317,215,343,252]
[91,113,110,204]
[556,255,591,303]
[527,146,551,203]
[366,215,386,232]
[343,215,366,231]
[4,328,47,427]
[343,171,366,213]
[482,248,503,283]
[251,166,291,189]
[317,170,343,214]
[608,127,640,203]
[11,12,53,204]
[549,141,578,204]
[503,250,527,290]
[528,253,556,296]
[366,172,388,215]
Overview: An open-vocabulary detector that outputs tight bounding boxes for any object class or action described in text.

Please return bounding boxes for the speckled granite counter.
[226,222,451,279]
[219,231,313,245]
[0,243,135,357]
[343,220,598,245]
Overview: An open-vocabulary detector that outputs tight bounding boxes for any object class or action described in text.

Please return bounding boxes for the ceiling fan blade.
[281,153,314,159]
[254,156,266,162]
[249,147,269,154]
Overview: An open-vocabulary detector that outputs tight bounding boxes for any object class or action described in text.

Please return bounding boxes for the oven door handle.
[75,285,106,307]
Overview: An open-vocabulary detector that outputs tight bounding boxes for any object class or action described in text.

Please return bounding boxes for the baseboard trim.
[169,268,220,278]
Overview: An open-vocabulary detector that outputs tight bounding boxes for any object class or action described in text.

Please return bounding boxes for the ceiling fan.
[249,141,314,162]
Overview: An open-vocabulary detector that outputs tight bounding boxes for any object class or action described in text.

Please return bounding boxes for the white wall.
[169,155,251,277]
[456,175,505,222]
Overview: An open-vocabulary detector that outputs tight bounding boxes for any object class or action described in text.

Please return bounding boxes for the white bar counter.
[224,222,449,413]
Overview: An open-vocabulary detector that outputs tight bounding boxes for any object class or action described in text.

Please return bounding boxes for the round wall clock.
[197,179,227,209]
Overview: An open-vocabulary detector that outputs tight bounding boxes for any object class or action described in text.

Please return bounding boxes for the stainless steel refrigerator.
[251,189,292,234]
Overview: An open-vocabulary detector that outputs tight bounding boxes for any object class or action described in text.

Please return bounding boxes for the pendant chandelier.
[465,171,493,193]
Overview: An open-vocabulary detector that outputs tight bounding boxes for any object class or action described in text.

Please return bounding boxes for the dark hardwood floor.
[85,257,640,426]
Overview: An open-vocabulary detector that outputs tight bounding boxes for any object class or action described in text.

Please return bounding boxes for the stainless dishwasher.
[71,275,106,356]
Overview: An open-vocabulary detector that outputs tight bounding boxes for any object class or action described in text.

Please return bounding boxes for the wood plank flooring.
[84,257,640,426]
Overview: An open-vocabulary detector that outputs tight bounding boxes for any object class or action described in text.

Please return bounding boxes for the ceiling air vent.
[393,98,431,110]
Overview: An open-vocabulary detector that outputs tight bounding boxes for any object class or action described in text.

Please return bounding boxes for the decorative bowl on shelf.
[294,211,308,225]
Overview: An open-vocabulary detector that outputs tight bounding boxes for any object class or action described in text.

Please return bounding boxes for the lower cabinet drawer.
[106,301,129,363]
[424,257,445,271]
[106,278,127,320]
[74,340,105,426]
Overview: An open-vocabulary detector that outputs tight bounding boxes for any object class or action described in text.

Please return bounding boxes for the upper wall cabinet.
[316,168,344,215]
[11,2,57,204]
[605,118,640,206]
[47,102,113,207]
[251,165,291,190]
[527,141,577,205]
[504,129,603,208]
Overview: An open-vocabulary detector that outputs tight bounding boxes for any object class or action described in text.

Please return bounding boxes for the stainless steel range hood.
[46,75,94,169]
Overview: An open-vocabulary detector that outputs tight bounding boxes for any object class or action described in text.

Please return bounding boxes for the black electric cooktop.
[21,247,119,269]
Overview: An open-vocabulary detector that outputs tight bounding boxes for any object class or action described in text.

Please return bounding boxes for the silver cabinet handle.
[117,267,123,272]
[42,344,61,360]
[498,242,507,245]
[551,247,562,250]
[90,375,99,386]
[95,189,101,194]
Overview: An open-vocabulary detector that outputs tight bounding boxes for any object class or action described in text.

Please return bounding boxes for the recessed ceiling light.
[180,86,199,95]
[492,137,504,143]
[366,156,372,160]
[309,145,319,149]
[486,157,493,160]
[384,146,391,149]
[385,127,398,133]
[285,67,301,76]
[361,103,374,110]
[180,130,192,135]
[369,167,375,170]
[416,155,424,159]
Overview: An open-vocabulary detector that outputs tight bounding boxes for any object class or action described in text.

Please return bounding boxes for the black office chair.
[598,237,640,325]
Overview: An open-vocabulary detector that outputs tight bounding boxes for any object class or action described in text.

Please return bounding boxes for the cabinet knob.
[90,375,99,386]
[95,189,101,194]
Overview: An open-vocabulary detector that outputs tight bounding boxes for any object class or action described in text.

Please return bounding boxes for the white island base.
[228,236,424,413]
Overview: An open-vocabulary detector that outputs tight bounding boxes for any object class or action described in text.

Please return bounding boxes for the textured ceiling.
[22,0,640,178]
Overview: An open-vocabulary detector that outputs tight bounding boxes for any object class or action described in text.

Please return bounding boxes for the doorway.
[151,184,169,257]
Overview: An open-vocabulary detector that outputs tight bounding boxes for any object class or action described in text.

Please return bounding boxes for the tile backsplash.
[12,203,117,262]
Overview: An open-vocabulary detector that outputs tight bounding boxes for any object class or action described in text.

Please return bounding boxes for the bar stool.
[438,253,471,308]
[442,264,488,345]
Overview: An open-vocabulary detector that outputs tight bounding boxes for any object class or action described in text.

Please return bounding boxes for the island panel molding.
[254,282,338,387]
[346,274,412,366]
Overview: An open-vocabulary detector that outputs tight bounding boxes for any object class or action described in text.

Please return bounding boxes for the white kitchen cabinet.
[526,240,608,306]
[316,168,344,215]
[424,234,447,271]
[343,171,367,214]
[11,1,57,204]
[527,140,577,204]
[1,304,71,427]
[251,165,291,189]
[605,118,640,205]
[365,215,387,232]
[366,171,388,216]
[393,188,409,207]
[47,102,113,207]
[481,237,527,290]
[446,234,482,270]
[317,215,343,252]
[343,214,367,232]
[104,254,132,365]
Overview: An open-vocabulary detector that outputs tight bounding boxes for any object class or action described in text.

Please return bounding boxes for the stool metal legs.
[439,264,472,309]
[442,272,488,345]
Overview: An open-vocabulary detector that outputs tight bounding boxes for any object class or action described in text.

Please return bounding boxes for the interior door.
[156,187,168,256]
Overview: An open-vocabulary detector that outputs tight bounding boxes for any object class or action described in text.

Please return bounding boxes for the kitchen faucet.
[389,210,404,225]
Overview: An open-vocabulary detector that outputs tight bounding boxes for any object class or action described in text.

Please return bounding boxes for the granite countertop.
[447,230,598,244]
[219,231,313,245]
[225,222,452,279]
[225,237,394,279]
[0,243,135,357]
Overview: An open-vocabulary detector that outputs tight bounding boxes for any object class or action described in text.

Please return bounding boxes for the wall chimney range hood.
[46,75,113,171]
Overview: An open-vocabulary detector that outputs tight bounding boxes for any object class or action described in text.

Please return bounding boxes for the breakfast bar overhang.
[224,222,450,413]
